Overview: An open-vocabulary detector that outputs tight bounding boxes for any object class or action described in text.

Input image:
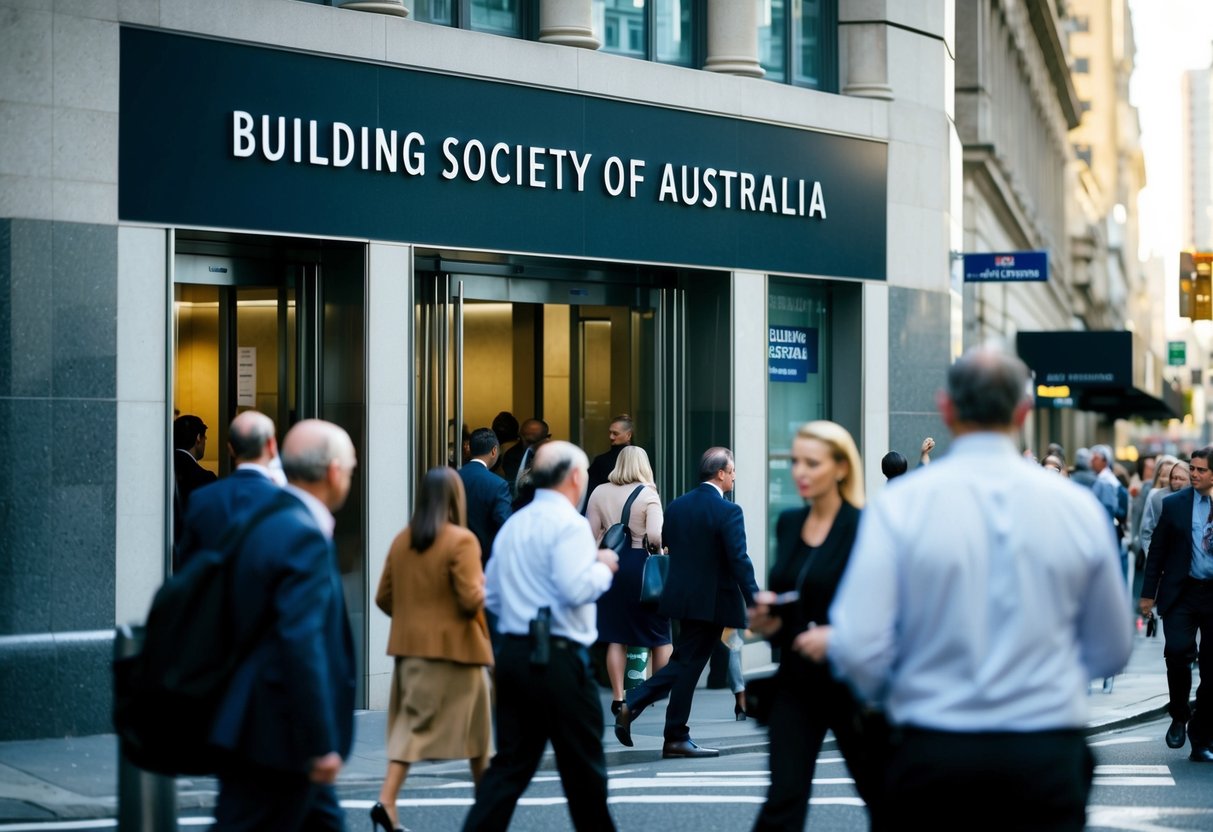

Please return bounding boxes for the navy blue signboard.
[768,326,818,382]
[963,251,1049,282]
[119,28,888,280]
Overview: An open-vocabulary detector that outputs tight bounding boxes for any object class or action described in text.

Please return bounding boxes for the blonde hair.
[796,420,865,508]
[609,445,655,486]
[1153,455,1178,489]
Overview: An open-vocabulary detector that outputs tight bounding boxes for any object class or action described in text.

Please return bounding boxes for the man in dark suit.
[614,447,759,758]
[584,414,634,507]
[460,428,513,566]
[1141,445,1213,762]
[175,410,283,571]
[209,419,358,830]
[500,417,550,490]
[172,414,217,536]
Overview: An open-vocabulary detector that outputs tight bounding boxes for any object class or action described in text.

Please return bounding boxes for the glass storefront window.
[596,0,646,57]
[767,279,831,563]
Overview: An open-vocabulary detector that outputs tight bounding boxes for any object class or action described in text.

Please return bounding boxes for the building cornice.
[1026,0,1082,129]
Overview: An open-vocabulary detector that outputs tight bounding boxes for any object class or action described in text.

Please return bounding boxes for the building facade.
[0,0,958,739]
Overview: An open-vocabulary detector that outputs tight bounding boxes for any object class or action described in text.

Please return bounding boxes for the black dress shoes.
[614,702,636,747]
[1166,718,1187,749]
[662,739,719,759]
[1189,745,1213,763]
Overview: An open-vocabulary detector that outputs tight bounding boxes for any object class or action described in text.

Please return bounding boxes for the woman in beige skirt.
[371,467,495,832]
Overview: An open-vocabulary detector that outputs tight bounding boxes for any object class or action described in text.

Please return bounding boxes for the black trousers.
[1163,579,1213,744]
[213,761,344,832]
[462,637,615,832]
[876,728,1094,832]
[751,663,882,832]
[626,618,721,741]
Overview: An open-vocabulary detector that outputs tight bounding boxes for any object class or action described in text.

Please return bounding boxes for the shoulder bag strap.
[618,484,646,528]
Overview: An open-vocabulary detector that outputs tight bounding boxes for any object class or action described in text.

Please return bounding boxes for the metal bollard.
[114,625,178,832]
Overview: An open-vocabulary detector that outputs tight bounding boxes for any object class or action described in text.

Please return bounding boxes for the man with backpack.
[209,419,358,831]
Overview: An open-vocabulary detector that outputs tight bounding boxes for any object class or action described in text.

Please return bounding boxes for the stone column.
[539,0,600,49]
[838,3,893,100]
[704,0,763,78]
[339,1,408,17]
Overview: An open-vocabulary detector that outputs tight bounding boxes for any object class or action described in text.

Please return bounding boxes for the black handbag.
[598,485,646,556]
[639,549,669,604]
[743,671,778,725]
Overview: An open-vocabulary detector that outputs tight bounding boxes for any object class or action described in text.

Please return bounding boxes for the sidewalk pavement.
[0,629,1183,824]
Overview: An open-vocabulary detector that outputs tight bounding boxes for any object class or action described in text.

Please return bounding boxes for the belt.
[504,633,581,650]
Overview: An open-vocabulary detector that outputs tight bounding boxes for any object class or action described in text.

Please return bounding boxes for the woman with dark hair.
[748,421,882,830]
[371,467,494,832]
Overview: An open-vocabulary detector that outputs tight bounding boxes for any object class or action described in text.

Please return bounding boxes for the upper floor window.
[758,0,837,91]
[411,0,526,37]
[594,0,697,67]
[1073,57,1089,74]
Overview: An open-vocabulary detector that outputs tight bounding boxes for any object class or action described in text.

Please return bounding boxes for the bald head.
[281,419,357,511]
[228,410,276,464]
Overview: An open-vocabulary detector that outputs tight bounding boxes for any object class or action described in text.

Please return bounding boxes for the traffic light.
[1180,251,1194,318]
[1180,251,1213,320]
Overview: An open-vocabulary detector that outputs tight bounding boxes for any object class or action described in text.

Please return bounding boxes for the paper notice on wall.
[237,347,256,407]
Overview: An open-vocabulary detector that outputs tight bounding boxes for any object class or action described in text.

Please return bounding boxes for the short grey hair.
[281,422,354,483]
[947,346,1030,427]
[228,411,275,461]
[530,441,588,490]
[1090,444,1114,465]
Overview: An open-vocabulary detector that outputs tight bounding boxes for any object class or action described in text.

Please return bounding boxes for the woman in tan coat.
[371,467,494,832]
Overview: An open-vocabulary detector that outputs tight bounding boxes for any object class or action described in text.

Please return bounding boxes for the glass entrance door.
[415,270,667,495]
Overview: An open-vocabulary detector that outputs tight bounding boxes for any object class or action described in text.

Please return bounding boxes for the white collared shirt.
[284,484,335,540]
[485,488,614,646]
[828,433,1133,731]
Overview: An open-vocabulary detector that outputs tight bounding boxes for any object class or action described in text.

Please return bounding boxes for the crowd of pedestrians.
[167,344,1213,832]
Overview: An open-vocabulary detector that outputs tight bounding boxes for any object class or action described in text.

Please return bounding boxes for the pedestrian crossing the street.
[0,758,1198,831]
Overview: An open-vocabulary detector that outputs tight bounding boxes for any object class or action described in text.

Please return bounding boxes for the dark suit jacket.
[659,483,758,628]
[175,467,282,570]
[1143,486,1200,617]
[769,503,860,650]
[586,444,627,503]
[459,460,512,564]
[499,441,529,484]
[210,490,356,773]
[174,449,216,508]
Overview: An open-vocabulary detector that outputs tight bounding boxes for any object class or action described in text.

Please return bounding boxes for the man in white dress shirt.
[800,346,1133,831]
[463,441,619,832]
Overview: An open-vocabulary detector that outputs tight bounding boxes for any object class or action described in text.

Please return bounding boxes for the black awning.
[1016,330,1181,421]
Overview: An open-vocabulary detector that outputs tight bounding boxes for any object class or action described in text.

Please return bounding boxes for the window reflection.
[655,0,691,66]
[758,0,787,82]
[471,0,520,35]
[792,0,823,87]
[411,0,452,25]
[595,0,646,57]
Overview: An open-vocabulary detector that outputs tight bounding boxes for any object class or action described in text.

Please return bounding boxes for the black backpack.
[112,492,294,775]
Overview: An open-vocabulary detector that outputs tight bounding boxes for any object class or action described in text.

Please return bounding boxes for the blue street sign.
[963,251,1049,282]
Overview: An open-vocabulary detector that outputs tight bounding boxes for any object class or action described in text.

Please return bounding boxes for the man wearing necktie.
[1141,446,1213,762]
